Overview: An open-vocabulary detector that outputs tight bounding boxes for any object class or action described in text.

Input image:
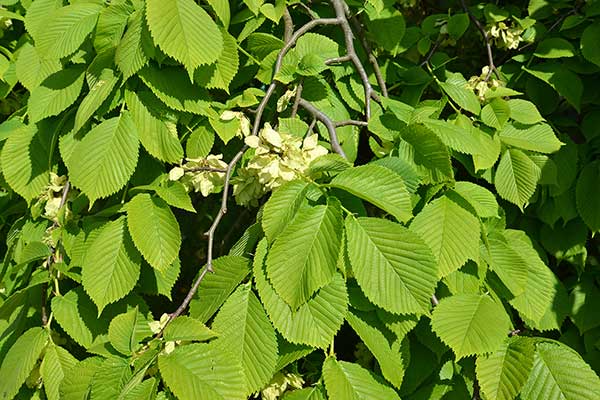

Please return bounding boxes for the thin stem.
[460,0,499,81]
[334,120,368,128]
[291,80,303,118]
[349,15,388,97]
[298,98,346,158]
[185,166,228,173]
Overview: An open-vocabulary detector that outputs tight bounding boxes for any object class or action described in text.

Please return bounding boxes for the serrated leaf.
[212,285,278,395]
[322,357,401,400]
[485,232,528,297]
[69,113,139,204]
[283,387,325,400]
[452,181,499,218]
[36,4,102,59]
[146,0,223,74]
[40,344,77,400]
[60,357,103,400]
[534,38,576,58]
[430,294,511,359]
[82,218,141,314]
[24,0,62,43]
[399,124,454,184]
[90,357,132,400]
[476,337,535,400]
[28,66,85,123]
[576,160,600,232]
[125,90,183,163]
[0,327,48,400]
[15,42,61,91]
[410,196,480,277]
[346,217,437,315]
[108,307,141,356]
[185,123,214,159]
[189,256,251,323]
[266,202,342,309]
[481,98,511,129]
[494,148,541,210]
[262,180,309,242]
[521,341,600,400]
[439,72,481,115]
[73,68,119,132]
[164,316,217,342]
[116,10,149,80]
[158,342,246,400]
[0,123,52,202]
[330,165,412,223]
[93,1,133,55]
[499,123,562,154]
[154,181,195,212]
[508,99,544,125]
[524,63,582,112]
[196,30,239,92]
[138,259,181,300]
[126,193,181,271]
[254,239,348,348]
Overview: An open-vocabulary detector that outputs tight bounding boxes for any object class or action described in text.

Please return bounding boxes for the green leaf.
[534,38,576,58]
[146,0,223,74]
[485,232,528,297]
[431,294,511,359]
[439,72,481,115]
[212,284,278,395]
[476,337,535,400]
[60,357,103,400]
[322,357,401,400]
[189,256,251,323]
[451,181,499,218]
[262,180,309,242]
[254,239,348,348]
[116,10,149,80]
[40,344,78,400]
[82,218,141,314]
[68,113,139,204]
[196,31,239,92]
[330,165,412,223]
[508,99,544,125]
[346,309,406,388]
[266,202,342,309]
[108,307,141,356]
[447,13,469,39]
[481,98,511,129]
[399,124,454,184]
[423,119,483,155]
[206,0,230,26]
[125,90,183,163]
[93,1,133,55]
[410,196,480,278]
[24,0,62,43]
[346,217,437,315]
[283,387,325,400]
[185,124,214,159]
[159,342,246,400]
[524,63,582,111]
[0,123,52,202]
[36,4,102,59]
[164,316,217,342]
[0,327,48,400]
[127,193,181,271]
[154,181,195,212]
[28,66,85,123]
[581,22,600,67]
[90,357,132,400]
[73,68,120,133]
[499,123,562,154]
[521,341,600,400]
[138,259,181,300]
[15,42,61,91]
[494,148,541,210]
[576,160,600,232]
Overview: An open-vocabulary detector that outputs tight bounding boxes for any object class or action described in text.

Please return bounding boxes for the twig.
[298,98,346,158]
[460,0,499,81]
[185,166,227,173]
[283,8,294,43]
[334,120,368,127]
[349,15,388,97]
[291,80,303,118]
[420,36,442,67]
[325,55,352,64]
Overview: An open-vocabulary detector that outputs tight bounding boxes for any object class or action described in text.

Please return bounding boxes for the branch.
[185,166,227,173]
[283,8,294,43]
[349,15,388,97]
[334,119,368,127]
[298,98,346,158]
[290,79,303,118]
[460,0,499,81]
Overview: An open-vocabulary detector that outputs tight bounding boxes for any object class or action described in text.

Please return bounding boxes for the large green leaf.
[451,181,499,218]
[330,165,412,223]
[410,196,480,277]
[82,218,141,314]
[68,113,139,204]
[494,148,541,210]
[125,90,183,163]
[521,341,600,400]
[108,307,141,356]
[126,193,181,271]
[212,284,278,396]
[0,327,48,400]
[430,294,511,359]
[266,202,342,309]
[523,63,582,112]
[146,0,223,74]
[15,42,61,91]
[73,68,120,133]
[262,180,309,242]
[254,239,348,348]
[399,124,454,184]
[40,344,78,400]
[499,123,562,154]
[35,4,102,59]
[576,160,600,233]
[476,337,535,400]
[28,66,85,123]
[163,316,217,342]
[322,358,401,400]
[158,342,246,400]
[24,0,63,43]
[90,357,132,400]
[508,99,544,125]
[346,217,437,315]
[93,1,132,55]
[60,357,103,400]
[189,256,251,323]
[153,181,195,213]
[116,10,149,80]
[581,21,600,67]
[196,30,239,92]
[0,123,52,202]
[485,232,528,297]
[439,72,481,115]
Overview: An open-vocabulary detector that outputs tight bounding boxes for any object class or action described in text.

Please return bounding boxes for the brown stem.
[460,0,499,81]
[290,80,303,118]
[334,120,368,127]
[185,166,228,173]
[349,15,388,97]
[298,98,346,158]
